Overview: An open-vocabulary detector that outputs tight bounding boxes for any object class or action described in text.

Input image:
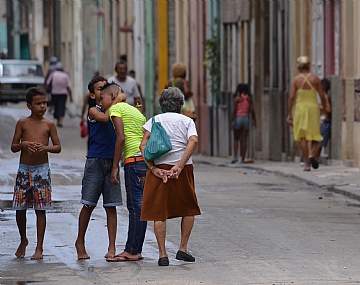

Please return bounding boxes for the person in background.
[45,62,73,127]
[44,56,58,110]
[140,87,201,266]
[129,70,146,113]
[314,78,331,162]
[287,56,326,171]
[108,60,141,107]
[165,62,196,121]
[44,56,58,83]
[229,83,256,164]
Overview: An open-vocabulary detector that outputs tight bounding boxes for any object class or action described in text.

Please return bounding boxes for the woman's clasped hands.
[151,164,183,183]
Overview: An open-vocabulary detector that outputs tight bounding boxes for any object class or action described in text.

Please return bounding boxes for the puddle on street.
[243,182,299,192]
[0,277,43,284]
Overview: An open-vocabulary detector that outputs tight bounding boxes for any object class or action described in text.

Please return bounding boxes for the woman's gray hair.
[159,87,184,113]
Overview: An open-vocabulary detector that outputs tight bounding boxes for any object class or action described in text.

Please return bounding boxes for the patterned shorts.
[13,163,53,210]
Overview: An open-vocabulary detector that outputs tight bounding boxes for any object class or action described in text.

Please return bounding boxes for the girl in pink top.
[230,84,256,163]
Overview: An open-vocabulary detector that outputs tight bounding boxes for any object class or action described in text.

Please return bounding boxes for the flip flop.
[114,253,143,259]
[106,255,140,262]
[309,157,319,169]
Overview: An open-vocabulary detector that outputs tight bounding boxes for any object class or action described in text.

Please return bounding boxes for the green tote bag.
[144,117,172,162]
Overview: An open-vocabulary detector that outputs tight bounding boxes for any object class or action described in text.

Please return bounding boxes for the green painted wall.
[0,23,7,53]
[145,0,155,118]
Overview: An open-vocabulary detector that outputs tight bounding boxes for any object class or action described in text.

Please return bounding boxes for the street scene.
[1,104,360,285]
[1,1,360,284]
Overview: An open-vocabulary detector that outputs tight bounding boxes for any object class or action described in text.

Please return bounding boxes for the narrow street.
[1,104,360,285]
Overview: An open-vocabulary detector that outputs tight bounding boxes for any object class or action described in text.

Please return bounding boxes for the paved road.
[1,104,360,285]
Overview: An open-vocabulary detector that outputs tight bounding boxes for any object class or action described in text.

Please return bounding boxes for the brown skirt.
[141,164,201,221]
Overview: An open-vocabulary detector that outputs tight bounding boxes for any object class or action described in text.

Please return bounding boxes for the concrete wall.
[341,0,355,167]
[328,76,343,165]
[354,122,360,167]
[269,89,283,161]
[82,1,98,92]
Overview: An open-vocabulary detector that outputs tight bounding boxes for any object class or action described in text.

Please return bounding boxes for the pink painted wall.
[189,1,210,155]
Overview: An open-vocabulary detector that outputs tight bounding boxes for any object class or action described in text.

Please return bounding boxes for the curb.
[194,157,360,202]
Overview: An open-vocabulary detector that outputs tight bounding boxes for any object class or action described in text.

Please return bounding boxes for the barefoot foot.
[75,240,90,259]
[31,248,43,260]
[15,239,28,258]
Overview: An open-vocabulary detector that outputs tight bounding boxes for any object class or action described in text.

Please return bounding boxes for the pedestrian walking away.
[287,56,326,171]
[99,82,148,262]
[75,76,125,260]
[140,87,201,266]
[10,87,61,260]
[229,83,256,164]
[165,62,197,121]
[108,60,141,107]
[315,78,331,162]
[44,56,58,110]
[45,62,73,127]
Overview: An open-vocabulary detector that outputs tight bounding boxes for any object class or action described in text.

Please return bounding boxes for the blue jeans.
[81,158,122,207]
[123,160,148,254]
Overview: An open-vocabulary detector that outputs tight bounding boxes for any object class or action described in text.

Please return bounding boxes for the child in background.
[315,78,331,162]
[11,87,61,259]
[230,83,256,164]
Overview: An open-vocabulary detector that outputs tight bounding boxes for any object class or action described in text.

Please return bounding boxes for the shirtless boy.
[11,87,61,259]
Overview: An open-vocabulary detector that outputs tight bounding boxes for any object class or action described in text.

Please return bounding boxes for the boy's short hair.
[321,78,331,93]
[88,75,107,94]
[26,87,46,104]
[129,70,135,75]
[101,81,122,94]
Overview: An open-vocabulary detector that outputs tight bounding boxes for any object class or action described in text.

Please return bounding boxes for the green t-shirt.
[109,103,146,159]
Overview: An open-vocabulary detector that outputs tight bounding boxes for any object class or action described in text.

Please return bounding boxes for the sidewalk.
[193,154,360,201]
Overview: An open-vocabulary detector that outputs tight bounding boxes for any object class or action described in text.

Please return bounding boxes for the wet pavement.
[1,103,360,285]
[193,154,360,202]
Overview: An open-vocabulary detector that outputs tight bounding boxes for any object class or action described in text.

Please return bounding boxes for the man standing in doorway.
[108,60,141,107]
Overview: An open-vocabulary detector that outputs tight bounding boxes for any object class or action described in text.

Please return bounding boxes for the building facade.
[4,0,360,167]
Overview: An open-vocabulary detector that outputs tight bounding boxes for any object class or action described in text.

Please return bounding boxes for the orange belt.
[124,156,144,165]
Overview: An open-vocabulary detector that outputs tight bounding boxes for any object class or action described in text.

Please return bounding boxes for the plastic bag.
[144,117,172,161]
[80,121,88,138]
[67,102,77,119]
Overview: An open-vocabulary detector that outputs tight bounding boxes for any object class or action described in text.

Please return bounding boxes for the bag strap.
[299,73,313,89]
[152,116,155,124]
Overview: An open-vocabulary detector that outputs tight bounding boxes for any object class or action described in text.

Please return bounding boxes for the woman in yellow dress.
[287,56,327,171]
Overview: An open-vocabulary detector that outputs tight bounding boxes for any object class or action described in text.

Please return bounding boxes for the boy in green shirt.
[100,82,148,261]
